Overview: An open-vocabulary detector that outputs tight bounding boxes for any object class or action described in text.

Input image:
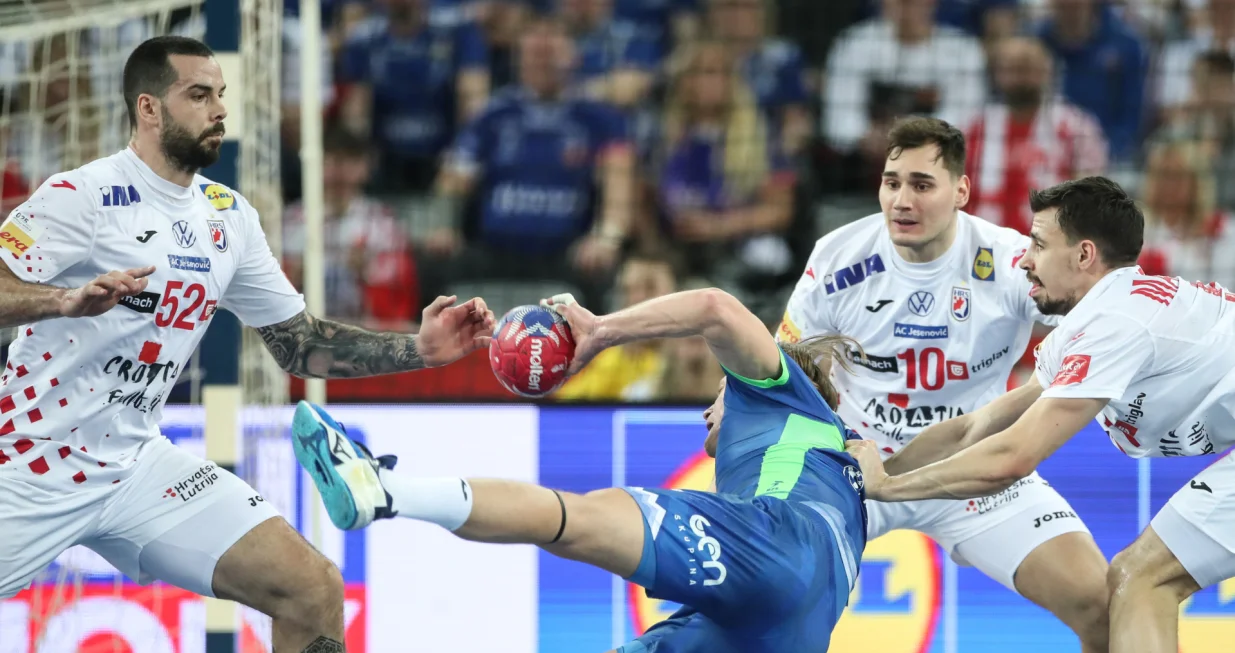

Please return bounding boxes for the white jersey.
[0,148,305,488]
[1035,266,1235,458]
[779,211,1056,453]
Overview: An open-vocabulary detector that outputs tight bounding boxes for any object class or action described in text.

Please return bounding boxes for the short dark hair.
[886,116,967,179]
[1197,50,1235,78]
[322,126,371,157]
[1029,176,1144,268]
[123,36,215,130]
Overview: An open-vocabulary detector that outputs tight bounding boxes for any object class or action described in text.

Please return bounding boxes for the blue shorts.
[618,487,864,652]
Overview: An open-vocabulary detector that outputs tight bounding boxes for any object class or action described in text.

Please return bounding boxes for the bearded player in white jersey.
[848,175,1235,652]
[779,117,1110,650]
[0,36,494,652]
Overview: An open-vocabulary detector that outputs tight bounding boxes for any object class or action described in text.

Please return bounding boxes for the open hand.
[59,266,156,318]
[541,293,605,375]
[417,295,496,367]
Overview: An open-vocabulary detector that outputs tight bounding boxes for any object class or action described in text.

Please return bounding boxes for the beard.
[1004,86,1042,111]
[160,108,224,174]
[1032,292,1077,316]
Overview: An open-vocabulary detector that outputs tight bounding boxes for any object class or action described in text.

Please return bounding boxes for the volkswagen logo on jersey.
[951,287,971,321]
[207,220,228,253]
[171,221,196,248]
[908,291,935,317]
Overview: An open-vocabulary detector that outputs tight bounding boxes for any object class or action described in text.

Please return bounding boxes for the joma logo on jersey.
[824,254,886,295]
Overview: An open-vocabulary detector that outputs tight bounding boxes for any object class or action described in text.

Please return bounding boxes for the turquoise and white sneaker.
[291,400,398,530]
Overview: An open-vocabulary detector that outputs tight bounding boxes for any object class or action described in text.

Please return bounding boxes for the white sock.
[379,468,474,531]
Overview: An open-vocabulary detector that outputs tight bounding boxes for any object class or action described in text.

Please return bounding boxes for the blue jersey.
[339,16,488,158]
[619,350,867,652]
[739,40,808,119]
[612,0,698,56]
[715,350,864,506]
[575,22,662,83]
[450,88,630,250]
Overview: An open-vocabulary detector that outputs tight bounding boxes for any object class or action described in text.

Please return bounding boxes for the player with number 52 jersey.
[778,118,1111,651]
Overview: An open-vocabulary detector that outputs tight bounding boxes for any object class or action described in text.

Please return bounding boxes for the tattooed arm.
[255,296,495,379]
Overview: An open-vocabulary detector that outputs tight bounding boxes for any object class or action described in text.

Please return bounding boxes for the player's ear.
[954,174,971,210]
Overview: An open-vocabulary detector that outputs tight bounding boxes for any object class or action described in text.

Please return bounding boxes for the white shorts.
[1152,454,1235,589]
[0,436,280,599]
[866,470,1091,591]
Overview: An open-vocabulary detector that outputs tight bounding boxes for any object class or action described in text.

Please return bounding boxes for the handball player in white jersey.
[779,117,1109,649]
[0,36,493,652]
[850,175,1235,652]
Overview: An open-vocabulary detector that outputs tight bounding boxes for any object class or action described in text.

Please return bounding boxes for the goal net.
[0,0,289,650]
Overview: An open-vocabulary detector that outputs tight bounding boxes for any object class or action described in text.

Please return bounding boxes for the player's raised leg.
[291,400,646,578]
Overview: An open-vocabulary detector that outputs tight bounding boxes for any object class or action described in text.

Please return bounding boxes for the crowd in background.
[2,0,1235,402]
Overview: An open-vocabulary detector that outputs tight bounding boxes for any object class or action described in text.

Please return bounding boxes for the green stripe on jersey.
[754,414,845,499]
[721,351,791,388]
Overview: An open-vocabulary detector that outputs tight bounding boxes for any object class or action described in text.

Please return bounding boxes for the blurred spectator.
[934,0,1020,43]
[0,158,29,216]
[1157,0,1235,121]
[1155,51,1235,209]
[644,39,795,282]
[563,0,661,108]
[855,0,1021,44]
[658,335,724,402]
[338,0,490,194]
[424,16,634,307]
[966,36,1107,234]
[1037,0,1150,161]
[1137,139,1235,287]
[774,0,865,78]
[555,254,676,400]
[824,0,986,184]
[612,0,702,60]
[708,0,812,156]
[283,128,420,325]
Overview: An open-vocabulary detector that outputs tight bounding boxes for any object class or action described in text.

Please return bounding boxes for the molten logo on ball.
[490,305,576,397]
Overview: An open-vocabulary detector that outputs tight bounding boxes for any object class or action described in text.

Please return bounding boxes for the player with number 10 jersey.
[778,118,1111,650]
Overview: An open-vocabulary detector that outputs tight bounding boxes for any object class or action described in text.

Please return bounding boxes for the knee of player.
[275,554,345,621]
[1107,545,1169,599]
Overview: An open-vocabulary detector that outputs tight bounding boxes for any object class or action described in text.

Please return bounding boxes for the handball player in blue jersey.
[290,288,868,652]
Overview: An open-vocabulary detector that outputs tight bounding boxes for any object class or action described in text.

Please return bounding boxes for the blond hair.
[781,335,863,411]
[1142,139,1217,237]
[662,39,769,202]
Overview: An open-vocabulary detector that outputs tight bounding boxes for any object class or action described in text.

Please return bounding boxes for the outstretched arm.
[255,295,494,379]
[551,288,782,381]
[849,396,1106,502]
[884,380,1044,475]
